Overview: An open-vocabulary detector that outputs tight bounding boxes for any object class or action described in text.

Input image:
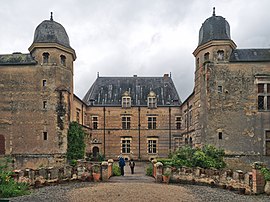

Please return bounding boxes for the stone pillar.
[101,161,109,181]
[155,162,163,183]
[252,162,266,194]
[108,159,114,178]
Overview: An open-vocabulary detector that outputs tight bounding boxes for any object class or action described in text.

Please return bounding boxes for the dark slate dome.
[33,13,71,48]
[198,8,231,46]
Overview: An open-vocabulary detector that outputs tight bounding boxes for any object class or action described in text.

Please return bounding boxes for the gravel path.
[5,162,270,202]
[7,181,270,202]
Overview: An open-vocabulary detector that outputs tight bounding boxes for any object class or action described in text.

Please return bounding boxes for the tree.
[67,122,86,160]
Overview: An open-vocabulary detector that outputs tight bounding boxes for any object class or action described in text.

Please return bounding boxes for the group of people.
[118,156,135,176]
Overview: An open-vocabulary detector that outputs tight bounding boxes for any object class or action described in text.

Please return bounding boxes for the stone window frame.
[257,83,270,111]
[217,50,225,61]
[218,85,223,93]
[60,55,66,66]
[43,132,48,141]
[148,116,157,130]
[122,91,131,108]
[91,116,98,129]
[122,116,131,130]
[43,100,48,110]
[204,52,210,62]
[265,130,270,156]
[147,138,158,154]
[42,52,49,64]
[121,137,131,154]
[175,116,182,130]
[42,79,47,87]
[147,91,157,109]
[76,108,80,123]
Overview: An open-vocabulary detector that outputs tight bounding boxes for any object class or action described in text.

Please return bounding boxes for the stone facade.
[1,10,270,168]
[184,10,270,159]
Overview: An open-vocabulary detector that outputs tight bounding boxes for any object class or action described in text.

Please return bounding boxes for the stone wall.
[153,162,268,195]
[11,160,113,187]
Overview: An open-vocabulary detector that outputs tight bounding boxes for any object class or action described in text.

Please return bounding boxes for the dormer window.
[122,91,131,108]
[42,52,49,64]
[204,52,210,62]
[217,50,224,61]
[60,55,66,66]
[148,91,157,108]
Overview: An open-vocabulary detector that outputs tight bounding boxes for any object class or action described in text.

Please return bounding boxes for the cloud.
[1,0,270,101]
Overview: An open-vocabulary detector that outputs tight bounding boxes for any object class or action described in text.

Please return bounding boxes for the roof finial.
[50,12,53,21]
[213,7,216,16]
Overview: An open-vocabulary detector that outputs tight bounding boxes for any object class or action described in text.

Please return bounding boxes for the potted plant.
[162,170,171,184]
[261,167,270,195]
[92,165,101,182]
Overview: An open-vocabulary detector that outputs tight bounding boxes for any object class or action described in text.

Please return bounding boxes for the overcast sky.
[1,0,270,101]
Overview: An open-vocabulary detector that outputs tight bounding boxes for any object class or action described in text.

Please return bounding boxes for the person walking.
[129,158,135,174]
[118,156,126,176]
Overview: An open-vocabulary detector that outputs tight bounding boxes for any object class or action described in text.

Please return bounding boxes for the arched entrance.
[92,146,99,158]
[0,135,5,155]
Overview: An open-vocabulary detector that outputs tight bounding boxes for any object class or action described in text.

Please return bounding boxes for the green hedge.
[158,145,226,169]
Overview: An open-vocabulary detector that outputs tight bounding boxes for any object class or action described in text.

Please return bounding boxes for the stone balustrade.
[152,161,267,195]
[11,160,114,187]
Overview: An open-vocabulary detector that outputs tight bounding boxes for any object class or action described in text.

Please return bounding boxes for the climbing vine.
[67,122,86,161]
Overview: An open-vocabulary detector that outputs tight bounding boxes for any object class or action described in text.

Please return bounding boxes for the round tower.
[193,8,236,66]
[28,13,76,155]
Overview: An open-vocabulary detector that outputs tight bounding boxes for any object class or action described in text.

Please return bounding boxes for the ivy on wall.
[67,122,86,160]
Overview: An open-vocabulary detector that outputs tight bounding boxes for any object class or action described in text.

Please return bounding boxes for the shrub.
[0,158,30,198]
[157,145,226,169]
[112,164,121,176]
[261,167,270,181]
[67,122,86,160]
[146,164,153,176]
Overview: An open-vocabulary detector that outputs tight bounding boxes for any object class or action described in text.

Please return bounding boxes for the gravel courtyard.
[5,162,270,202]
[8,181,270,202]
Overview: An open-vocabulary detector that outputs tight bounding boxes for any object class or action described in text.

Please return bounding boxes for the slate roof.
[0,53,36,66]
[83,75,181,107]
[32,19,71,49]
[198,13,231,46]
[230,49,270,62]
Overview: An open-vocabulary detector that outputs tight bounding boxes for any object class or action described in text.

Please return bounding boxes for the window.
[121,138,131,154]
[122,91,131,108]
[76,109,80,123]
[148,91,157,108]
[60,55,66,66]
[204,52,210,62]
[176,116,182,130]
[43,101,47,109]
[218,132,223,140]
[148,139,157,154]
[257,83,270,111]
[92,116,98,129]
[42,79,47,87]
[218,86,223,93]
[148,117,157,129]
[266,131,270,156]
[43,132,48,140]
[122,116,131,130]
[217,50,224,60]
[42,52,49,64]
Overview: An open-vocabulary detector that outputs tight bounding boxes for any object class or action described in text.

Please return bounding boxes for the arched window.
[42,52,49,64]
[204,52,210,62]
[148,91,157,108]
[122,91,131,108]
[217,50,224,61]
[60,55,66,66]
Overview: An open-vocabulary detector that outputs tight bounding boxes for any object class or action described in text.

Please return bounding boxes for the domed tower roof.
[198,8,231,46]
[32,12,71,49]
